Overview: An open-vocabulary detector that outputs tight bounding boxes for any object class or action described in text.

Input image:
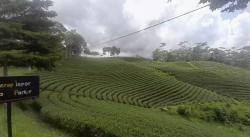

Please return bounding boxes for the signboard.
[0,76,39,103]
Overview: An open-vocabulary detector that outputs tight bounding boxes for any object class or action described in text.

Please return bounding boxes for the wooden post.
[3,62,7,76]
[3,62,12,137]
[7,102,12,137]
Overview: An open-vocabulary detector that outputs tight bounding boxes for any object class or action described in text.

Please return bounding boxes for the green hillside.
[0,68,72,137]
[38,90,250,137]
[2,57,250,137]
[140,60,250,100]
[31,57,250,137]
[0,106,72,137]
[38,58,232,108]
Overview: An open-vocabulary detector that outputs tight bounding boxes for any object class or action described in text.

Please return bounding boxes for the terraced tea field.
[37,58,232,108]
[8,57,250,137]
[141,61,250,100]
[38,90,250,137]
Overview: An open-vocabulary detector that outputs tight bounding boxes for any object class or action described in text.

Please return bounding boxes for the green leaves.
[102,46,120,56]
[0,0,64,70]
[199,0,250,12]
[0,51,61,70]
[0,0,29,18]
[65,30,87,57]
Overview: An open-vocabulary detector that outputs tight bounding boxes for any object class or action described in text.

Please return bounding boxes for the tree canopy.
[103,46,120,56]
[152,41,250,68]
[64,30,87,57]
[199,0,250,12]
[0,0,64,70]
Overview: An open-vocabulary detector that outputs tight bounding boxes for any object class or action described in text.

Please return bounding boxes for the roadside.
[0,67,74,137]
[0,105,74,137]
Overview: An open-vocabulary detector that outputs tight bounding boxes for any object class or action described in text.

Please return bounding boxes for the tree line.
[152,41,250,68]
[0,0,119,72]
[0,0,64,71]
[1,0,249,71]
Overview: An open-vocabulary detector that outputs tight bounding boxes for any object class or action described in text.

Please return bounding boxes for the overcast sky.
[51,0,250,57]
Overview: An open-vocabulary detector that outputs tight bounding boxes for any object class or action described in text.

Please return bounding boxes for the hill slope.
[30,57,250,137]
[139,60,250,100]
[37,58,232,108]
[0,106,72,137]
[38,90,250,137]
[0,68,72,137]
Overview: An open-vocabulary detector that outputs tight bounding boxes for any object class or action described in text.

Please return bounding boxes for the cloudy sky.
[51,0,250,57]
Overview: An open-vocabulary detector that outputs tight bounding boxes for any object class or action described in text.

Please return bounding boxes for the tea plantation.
[38,58,233,108]
[38,90,250,137]
[142,60,250,100]
[1,57,250,137]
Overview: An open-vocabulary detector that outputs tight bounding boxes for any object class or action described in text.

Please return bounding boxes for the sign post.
[1,64,39,137]
[7,102,12,137]
[0,76,40,103]
[3,63,12,137]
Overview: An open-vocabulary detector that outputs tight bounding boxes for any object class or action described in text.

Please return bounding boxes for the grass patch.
[135,60,250,101]
[164,103,250,127]
[37,91,250,137]
[35,58,232,108]
[0,105,73,137]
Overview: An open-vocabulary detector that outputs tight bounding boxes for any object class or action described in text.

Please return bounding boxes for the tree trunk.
[65,47,68,59]
[69,46,72,57]
[65,47,71,59]
[3,61,8,76]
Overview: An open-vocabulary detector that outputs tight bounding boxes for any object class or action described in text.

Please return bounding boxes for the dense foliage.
[167,103,250,127]
[0,0,64,70]
[65,30,87,57]
[152,41,250,68]
[103,46,121,56]
[199,0,250,12]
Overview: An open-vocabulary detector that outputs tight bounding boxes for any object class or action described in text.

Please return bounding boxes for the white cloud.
[51,0,250,58]
[123,0,167,28]
[230,12,250,46]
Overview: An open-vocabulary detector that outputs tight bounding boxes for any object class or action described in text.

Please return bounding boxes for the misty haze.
[1,0,250,137]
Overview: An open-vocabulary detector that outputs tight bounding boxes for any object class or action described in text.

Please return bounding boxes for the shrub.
[173,103,250,126]
[213,108,230,124]
[17,102,28,111]
[30,101,42,112]
[177,106,192,118]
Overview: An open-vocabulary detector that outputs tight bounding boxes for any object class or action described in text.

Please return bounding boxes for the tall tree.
[83,47,91,55]
[111,46,120,56]
[103,47,112,56]
[191,42,209,60]
[209,48,227,63]
[103,46,120,56]
[0,0,64,71]
[65,30,87,57]
[234,46,250,68]
[152,49,169,61]
[152,42,250,69]
[177,41,192,61]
